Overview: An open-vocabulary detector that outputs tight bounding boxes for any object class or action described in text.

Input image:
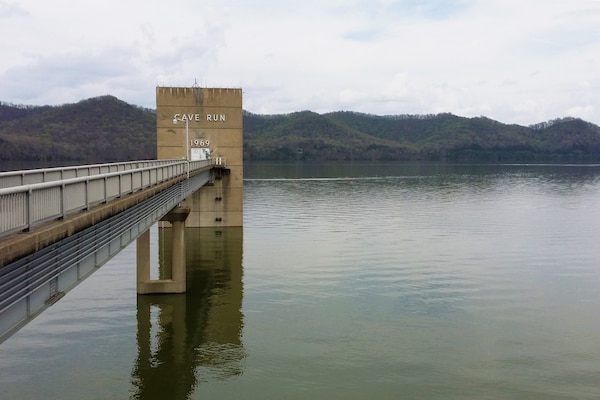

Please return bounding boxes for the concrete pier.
[136,207,190,294]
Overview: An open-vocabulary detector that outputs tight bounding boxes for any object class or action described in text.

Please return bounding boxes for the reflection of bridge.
[0,159,228,342]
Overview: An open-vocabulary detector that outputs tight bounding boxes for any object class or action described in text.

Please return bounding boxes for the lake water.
[1,162,600,399]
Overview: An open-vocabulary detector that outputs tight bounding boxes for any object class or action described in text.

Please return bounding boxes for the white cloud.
[0,0,599,125]
[567,105,595,121]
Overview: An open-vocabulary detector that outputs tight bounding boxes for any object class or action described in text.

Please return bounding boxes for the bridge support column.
[137,206,190,294]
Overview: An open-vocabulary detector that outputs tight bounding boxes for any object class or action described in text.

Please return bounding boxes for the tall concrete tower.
[156,86,243,227]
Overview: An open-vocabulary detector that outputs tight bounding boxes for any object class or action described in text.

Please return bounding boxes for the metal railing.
[213,157,226,167]
[0,160,184,189]
[0,159,212,238]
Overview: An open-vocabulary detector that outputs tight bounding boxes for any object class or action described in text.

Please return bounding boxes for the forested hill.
[0,96,156,162]
[243,111,600,162]
[1,96,600,163]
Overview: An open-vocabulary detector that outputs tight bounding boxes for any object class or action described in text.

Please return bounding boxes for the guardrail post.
[26,187,33,231]
[85,178,90,210]
[61,182,66,219]
[104,176,108,203]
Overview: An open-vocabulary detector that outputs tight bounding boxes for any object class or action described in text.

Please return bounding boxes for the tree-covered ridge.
[0,96,156,162]
[1,97,599,163]
[244,111,600,162]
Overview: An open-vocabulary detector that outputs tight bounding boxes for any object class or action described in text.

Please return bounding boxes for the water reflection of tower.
[131,227,244,400]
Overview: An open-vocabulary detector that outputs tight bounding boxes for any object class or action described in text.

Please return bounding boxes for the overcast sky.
[1,0,599,125]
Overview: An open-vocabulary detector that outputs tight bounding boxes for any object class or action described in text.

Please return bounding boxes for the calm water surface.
[1,162,600,399]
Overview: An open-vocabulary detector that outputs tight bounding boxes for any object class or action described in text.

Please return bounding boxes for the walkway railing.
[0,159,212,238]
[0,160,184,189]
